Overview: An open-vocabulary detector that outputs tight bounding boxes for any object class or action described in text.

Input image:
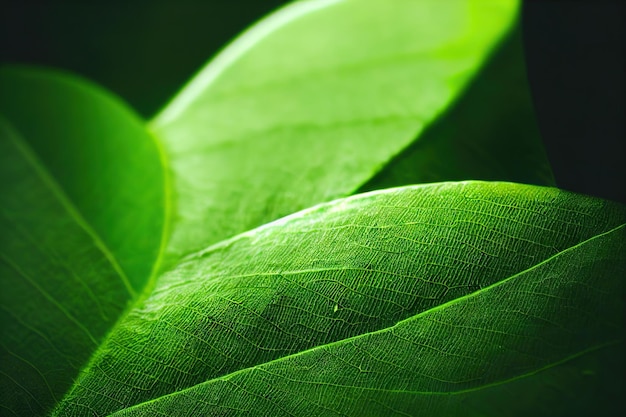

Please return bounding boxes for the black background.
[1,0,624,203]
[0,0,290,117]
[523,1,624,204]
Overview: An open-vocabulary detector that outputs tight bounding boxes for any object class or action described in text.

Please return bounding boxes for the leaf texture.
[113,224,625,417]
[54,181,626,416]
[0,118,138,416]
[150,0,520,269]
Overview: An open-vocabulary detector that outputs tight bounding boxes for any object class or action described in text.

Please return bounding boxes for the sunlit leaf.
[151,0,520,269]
[55,182,625,416]
[360,24,555,192]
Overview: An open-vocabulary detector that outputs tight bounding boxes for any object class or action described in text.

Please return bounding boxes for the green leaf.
[359,23,555,191]
[54,182,625,416]
[150,0,521,269]
[0,118,136,416]
[2,1,617,416]
[112,223,625,417]
[0,67,167,291]
[0,68,166,416]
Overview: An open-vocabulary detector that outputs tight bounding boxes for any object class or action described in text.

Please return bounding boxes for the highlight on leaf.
[0,0,623,416]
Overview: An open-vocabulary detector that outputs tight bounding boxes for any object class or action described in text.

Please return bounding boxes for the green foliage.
[0,68,166,291]
[59,182,626,417]
[0,1,623,416]
[149,0,529,270]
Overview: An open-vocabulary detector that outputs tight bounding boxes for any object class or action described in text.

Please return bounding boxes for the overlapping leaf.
[54,182,625,416]
[150,0,522,269]
[0,68,166,416]
[0,118,140,416]
[0,67,167,290]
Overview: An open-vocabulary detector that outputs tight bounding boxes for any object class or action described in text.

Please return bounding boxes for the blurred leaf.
[0,118,138,416]
[0,67,167,291]
[151,0,520,269]
[54,181,625,416]
[0,68,166,417]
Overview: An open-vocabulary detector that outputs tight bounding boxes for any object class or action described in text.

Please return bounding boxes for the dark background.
[522,1,624,204]
[1,0,624,203]
[0,0,290,117]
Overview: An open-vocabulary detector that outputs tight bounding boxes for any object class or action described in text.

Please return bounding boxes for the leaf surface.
[0,118,137,416]
[54,181,625,416]
[0,67,167,291]
[151,0,520,268]
[359,23,555,192]
[0,68,167,416]
[113,223,625,417]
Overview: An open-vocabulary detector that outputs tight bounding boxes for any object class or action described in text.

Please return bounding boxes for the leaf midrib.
[165,45,485,108]
[114,222,625,412]
[162,114,425,158]
[251,341,622,398]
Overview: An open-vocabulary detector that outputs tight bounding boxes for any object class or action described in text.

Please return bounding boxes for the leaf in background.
[0,67,167,291]
[0,118,136,416]
[151,0,520,269]
[0,68,167,417]
[55,182,625,416]
[360,23,555,192]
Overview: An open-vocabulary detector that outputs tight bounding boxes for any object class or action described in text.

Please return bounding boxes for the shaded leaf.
[360,23,555,192]
[114,224,625,417]
[0,66,167,417]
[0,118,137,416]
[151,0,520,269]
[55,182,625,416]
[0,67,167,291]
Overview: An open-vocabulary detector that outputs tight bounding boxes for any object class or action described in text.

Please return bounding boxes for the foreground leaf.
[55,181,625,416]
[114,225,625,417]
[151,0,520,268]
[0,67,167,291]
[0,118,137,416]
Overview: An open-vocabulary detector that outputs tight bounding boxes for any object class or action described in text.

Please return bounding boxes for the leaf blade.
[112,224,625,416]
[151,0,521,269]
[55,181,625,416]
[0,66,167,292]
[359,23,555,191]
[0,118,137,416]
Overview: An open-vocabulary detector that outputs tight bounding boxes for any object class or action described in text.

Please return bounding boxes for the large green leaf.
[0,118,137,416]
[112,223,625,417]
[0,67,167,291]
[55,182,625,416]
[151,0,521,269]
[1,1,616,416]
